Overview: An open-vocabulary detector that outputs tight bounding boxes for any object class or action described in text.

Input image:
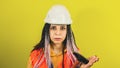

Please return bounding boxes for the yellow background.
[0,0,120,68]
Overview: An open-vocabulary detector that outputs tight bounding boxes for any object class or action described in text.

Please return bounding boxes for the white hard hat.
[44,5,72,25]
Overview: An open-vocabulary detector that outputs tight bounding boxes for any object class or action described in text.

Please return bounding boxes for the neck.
[50,43,63,54]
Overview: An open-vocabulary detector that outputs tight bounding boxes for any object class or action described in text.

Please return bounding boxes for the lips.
[54,38,61,41]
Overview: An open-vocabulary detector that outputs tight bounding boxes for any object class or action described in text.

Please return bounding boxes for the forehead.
[50,24,67,27]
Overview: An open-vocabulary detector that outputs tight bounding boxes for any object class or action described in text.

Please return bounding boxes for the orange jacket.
[27,48,73,68]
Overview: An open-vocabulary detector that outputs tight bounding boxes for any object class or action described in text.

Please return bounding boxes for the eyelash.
[50,26,66,30]
[61,27,66,30]
[50,27,56,30]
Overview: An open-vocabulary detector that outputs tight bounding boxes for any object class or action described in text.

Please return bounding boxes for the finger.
[89,56,99,63]
[80,56,99,68]
[93,56,99,62]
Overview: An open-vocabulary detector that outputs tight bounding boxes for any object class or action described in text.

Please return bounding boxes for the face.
[49,24,67,44]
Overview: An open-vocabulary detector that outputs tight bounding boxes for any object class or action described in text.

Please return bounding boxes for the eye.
[50,26,56,30]
[60,26,66,30]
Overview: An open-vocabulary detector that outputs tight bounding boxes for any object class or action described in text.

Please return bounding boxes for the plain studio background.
[0,0,120,68]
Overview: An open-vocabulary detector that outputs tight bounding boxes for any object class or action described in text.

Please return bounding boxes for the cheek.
[62,31,67,38]
[49,31,54,41]
[49,31,53,39]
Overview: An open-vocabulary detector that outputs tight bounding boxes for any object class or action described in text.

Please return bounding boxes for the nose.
[55,29,60,35]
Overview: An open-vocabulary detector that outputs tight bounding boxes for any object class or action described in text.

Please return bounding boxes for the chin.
[53,41,62,44]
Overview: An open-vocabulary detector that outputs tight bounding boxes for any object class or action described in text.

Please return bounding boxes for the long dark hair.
[31,23,78,68]
[32,23,77,51]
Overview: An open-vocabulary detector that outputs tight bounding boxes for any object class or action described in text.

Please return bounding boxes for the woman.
[27,5,99,68]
